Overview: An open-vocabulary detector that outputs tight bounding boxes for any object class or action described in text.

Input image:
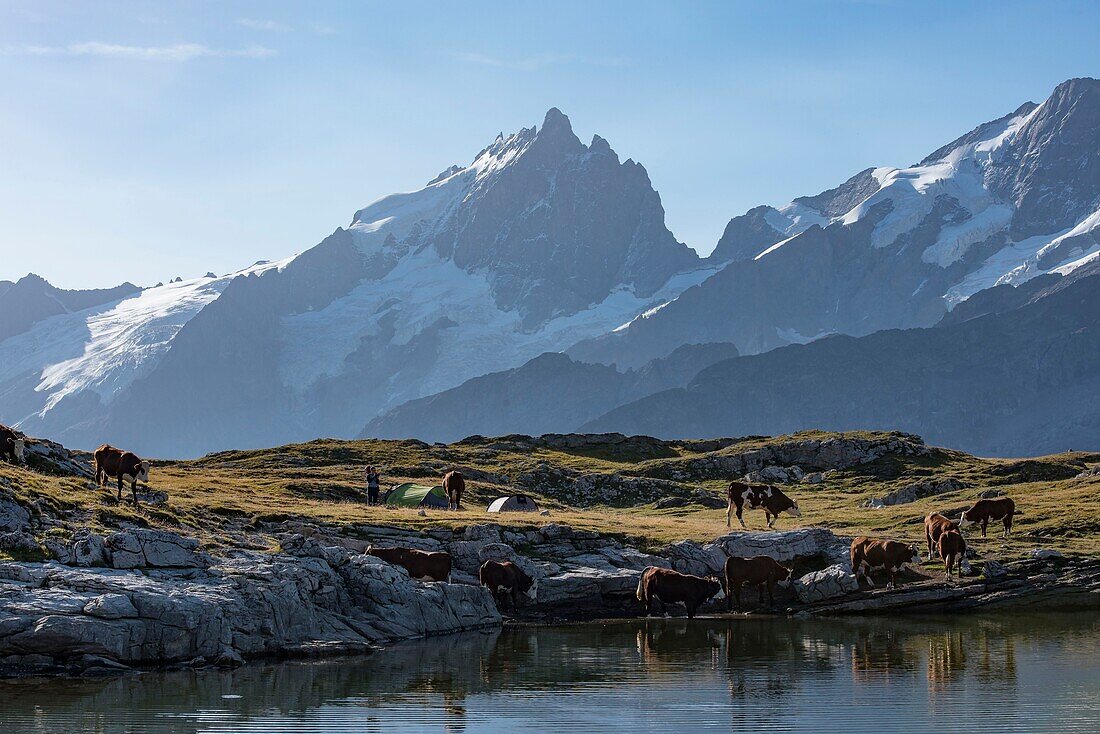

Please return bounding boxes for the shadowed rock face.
[987,78,1100,238]
[434,109,697,327]
[361,343,740,443]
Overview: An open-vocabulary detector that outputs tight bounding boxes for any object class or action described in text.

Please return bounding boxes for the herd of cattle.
[0,426,1021,616]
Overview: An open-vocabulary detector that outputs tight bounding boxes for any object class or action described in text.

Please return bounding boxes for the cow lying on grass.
[850,536,921,590]
[480,560,534,610]
[726,481,801,529]
[367,546,452,582]
[722,556,792,610]
[636,567,721,619]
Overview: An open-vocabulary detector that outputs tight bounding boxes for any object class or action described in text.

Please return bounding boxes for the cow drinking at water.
[636,567,721,619]
[959,497,1016,538]
[850,536,921,589]
[0,425,24,464]
[443,470,465,510]
[479,560,533,610]
[93,444,150,506]
[726,481,801,529]
[722,556,792,610]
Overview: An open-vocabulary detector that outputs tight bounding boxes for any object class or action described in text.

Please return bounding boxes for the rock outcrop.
[665,529,852,577]
[0,538,500,676]
[863,477,968,508]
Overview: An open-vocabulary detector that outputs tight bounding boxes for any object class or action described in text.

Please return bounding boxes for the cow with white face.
[0,425,24,464]
[93,444,151,506]
[726,481,802,529]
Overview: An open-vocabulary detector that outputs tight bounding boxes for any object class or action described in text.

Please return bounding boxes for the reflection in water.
[1,613,1098,733]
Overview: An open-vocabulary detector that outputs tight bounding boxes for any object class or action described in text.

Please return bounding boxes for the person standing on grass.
[366,465,381,505]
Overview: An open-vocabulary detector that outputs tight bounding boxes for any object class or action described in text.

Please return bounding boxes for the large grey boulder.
[745,465,804,484]
[866,477,967,507]
[105,529,211,569]
[0,495,30,533]
[663,540,728,576]
[83,594,139,620]
[794,564,859,603]
[71,533,109,568]
[712,529,851,565]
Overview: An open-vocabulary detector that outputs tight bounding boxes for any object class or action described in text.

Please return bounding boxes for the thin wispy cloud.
[237,18,292,32]
[453,51,631,71]
[3,42,275,61]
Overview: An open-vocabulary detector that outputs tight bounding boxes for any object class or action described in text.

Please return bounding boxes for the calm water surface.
[2,612,1099,733]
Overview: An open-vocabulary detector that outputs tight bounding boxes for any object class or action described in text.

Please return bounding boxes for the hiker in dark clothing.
[366,466,381,505]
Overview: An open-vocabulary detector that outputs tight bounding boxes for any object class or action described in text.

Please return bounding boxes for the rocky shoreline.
[2,519,1097,678]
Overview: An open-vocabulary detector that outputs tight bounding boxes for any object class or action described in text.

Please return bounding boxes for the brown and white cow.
[924,512,960,561]
[367,546,452,582]
[959,497,1015,538]
[479,559,534,610]
[726,481,801,529]
[636,566,722,619]
[0,425,25,464]
[850,536,921,589]
[937,529,967,580]
[722,555,792,610]
[443,470,465,511]
[92,444,150,505]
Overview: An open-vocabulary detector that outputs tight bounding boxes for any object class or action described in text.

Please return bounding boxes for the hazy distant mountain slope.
[365,343,744,443]
[572,78,1100,369]
[583,264,1100,456]
[362,342,739,443]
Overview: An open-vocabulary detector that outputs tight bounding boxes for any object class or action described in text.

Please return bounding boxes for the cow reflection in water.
[925,631,969,693]
[851,628,915,685]
[405,677,468,733]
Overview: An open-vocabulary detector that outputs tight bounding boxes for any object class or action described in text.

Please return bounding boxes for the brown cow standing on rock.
[636,566,722,619]
[0,425,25,464]
[723,556,792,610]
[726,481,801,529]
[443,470,465,510]
[850,536,921,589]
[93,444,150,505]
[924,512,961,561]
[938,529,967,580]
[367,546,452,582]
[959,497,1016,538]
[479,560,534,610]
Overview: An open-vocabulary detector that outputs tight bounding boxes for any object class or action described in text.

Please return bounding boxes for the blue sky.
[2,0,1097,289]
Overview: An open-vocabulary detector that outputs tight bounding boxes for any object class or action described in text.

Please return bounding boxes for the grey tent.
[487,495,539,513]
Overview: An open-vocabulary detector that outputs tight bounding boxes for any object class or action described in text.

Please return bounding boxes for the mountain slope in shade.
[361,342,740,443]
[582,263,1100,457]
[0,109,711,457]
[571,78,1100,369]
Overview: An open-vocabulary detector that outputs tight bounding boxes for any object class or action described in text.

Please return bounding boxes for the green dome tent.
[384,483,450,509]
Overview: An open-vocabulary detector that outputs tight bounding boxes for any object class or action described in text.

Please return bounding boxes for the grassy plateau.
[2,431,1099,566]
